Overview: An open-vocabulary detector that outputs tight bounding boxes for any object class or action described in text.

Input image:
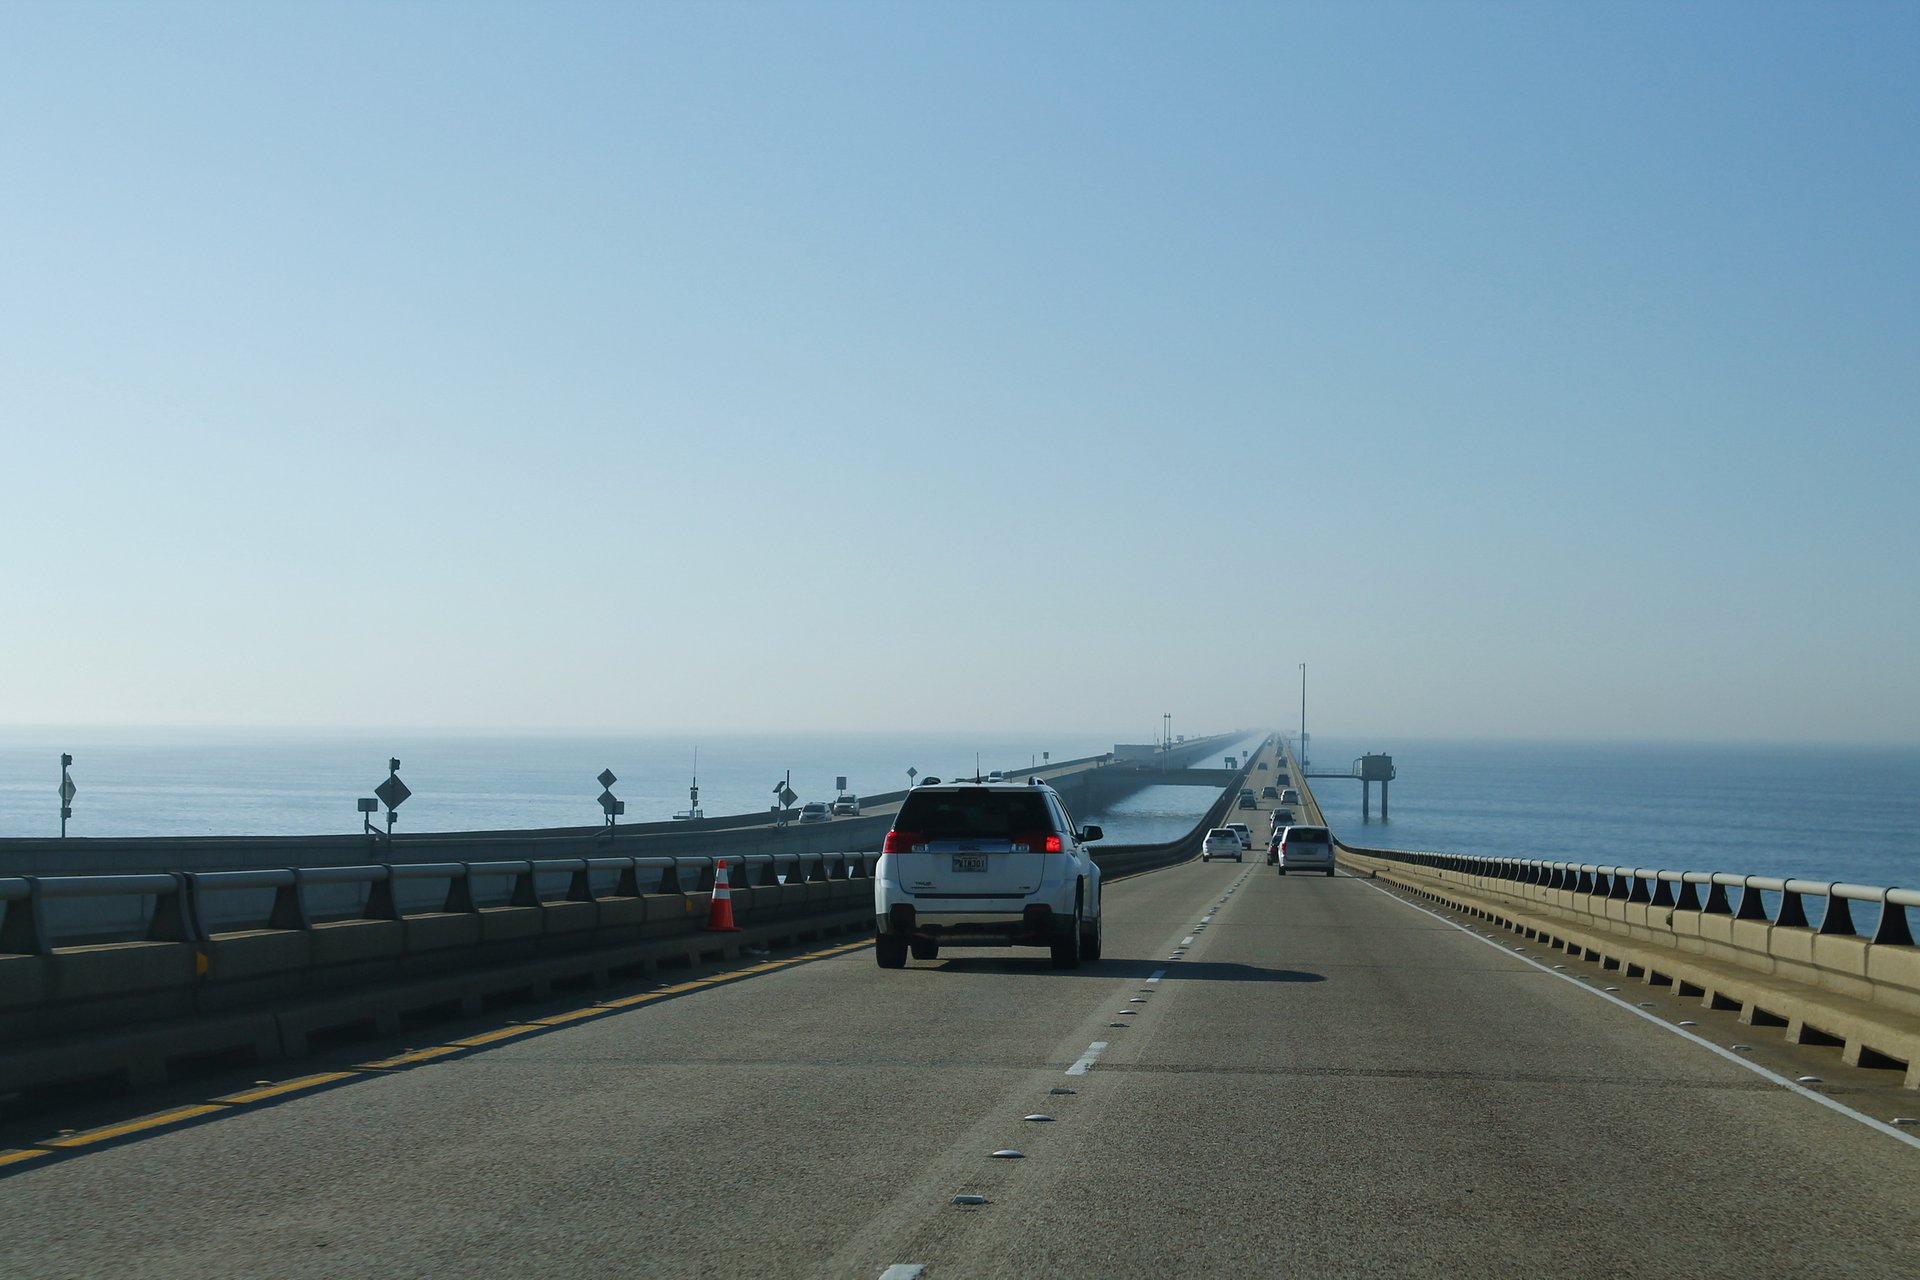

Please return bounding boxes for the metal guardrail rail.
[1334,844,1918,947]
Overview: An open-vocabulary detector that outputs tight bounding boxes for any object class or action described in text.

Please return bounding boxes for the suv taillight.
[882,831,923,854]
[1014,833,1064,853]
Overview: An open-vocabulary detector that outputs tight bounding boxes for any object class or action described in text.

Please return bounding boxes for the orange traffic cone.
[705,858,742,932]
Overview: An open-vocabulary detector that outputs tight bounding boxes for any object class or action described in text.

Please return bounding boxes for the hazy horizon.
[5,4,1915,746]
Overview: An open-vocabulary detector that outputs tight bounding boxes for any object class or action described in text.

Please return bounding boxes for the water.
[7,731,1912,892]
[1304,738,1920,890]
[0,728,1119,840]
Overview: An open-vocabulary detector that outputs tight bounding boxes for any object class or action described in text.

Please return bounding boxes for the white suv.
[875,780,1103,968]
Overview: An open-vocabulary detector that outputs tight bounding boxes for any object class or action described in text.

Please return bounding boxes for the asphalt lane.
[3,773,1917,1277]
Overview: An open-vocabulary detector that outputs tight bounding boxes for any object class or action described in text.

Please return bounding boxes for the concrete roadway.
[4,815,1918,1275]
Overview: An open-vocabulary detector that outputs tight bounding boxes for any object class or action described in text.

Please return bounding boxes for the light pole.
[1298,663,1308,768]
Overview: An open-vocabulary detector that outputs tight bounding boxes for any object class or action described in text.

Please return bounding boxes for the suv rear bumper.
[876,902,1075,947]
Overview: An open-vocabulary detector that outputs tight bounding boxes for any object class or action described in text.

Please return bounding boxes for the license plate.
[951,854,986,873]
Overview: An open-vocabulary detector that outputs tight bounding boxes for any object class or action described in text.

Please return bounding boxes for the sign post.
[59,754,76,838]
[597,768,625,827]
[373,758,411,840]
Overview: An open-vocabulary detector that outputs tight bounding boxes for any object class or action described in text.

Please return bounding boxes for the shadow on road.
[924,957,1325,983]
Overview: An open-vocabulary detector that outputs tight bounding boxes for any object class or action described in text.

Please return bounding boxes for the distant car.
[1280,788,1301,806]
[1238,788,1258,809]
[1260,785,1280,799]
[1275,825,1335,876]
[1266,835,1281,865]
[1202,828,1244,862]
[830,794,861,816]
[1257,761,1269,770]
[1269,807,1296,831]
[987,770,1005,783]
[1226,822,1253,851]
[797,801,831,823]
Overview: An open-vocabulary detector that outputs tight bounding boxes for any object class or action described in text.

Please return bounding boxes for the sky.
[2,1,1915,745]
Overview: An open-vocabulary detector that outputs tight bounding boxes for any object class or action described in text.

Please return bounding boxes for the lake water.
[3,729,1913,890]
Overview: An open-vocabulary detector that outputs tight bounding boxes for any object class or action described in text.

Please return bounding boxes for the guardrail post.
[1,880,51,955]
[148,872,202,943]
[510,864,538,908]
[659,860,684,895]
[1734,878,1770,921]
[1872,891,1915,947]
[1818,889,1857,937]
[1775,886,1811,929]
[615,860,640,897]
[272,871,313,931]
[1702,880,1732,916]
[567,865,595,903]
[365,868,400,920]
[443,867,477,914]
[1650,876,1675,908]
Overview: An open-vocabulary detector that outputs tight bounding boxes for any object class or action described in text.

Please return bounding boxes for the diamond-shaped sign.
[375,775,411,809]
[598,769,617,789]
[59,776,77,805]
[779,786,798,807]
[598,789,620,812]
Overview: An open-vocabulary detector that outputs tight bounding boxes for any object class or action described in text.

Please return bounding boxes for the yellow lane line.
[214,1072,360,1105]
[360,1045,463,1070]
[532,1007,611,1026]
[44,1104,228,1148]
[448,1025,544,1048]
[0,1148,53,1169]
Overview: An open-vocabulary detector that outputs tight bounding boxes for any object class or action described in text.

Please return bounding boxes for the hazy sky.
[3,2,1915,744]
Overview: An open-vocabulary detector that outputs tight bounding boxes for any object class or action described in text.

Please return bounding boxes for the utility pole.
[1298,663,1307,769]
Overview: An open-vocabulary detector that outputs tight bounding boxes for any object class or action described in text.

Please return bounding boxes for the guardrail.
[1336,840,1920,1088]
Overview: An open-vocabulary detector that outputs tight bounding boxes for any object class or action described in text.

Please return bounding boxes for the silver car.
[1275,825,1335,876]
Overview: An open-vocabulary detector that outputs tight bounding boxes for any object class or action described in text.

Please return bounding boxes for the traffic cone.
[705,858,742,932]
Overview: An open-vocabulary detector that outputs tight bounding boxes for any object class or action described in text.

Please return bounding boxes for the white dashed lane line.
[1067,1041,1109,1076]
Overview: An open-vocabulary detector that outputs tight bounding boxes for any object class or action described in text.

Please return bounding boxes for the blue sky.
[3,1,1915,743]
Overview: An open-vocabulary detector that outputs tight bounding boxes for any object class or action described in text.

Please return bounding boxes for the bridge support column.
[1381,779,1389,820]
[1362,780,1371,822]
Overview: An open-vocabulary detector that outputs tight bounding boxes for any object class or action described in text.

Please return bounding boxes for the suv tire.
[875,934,908,968]
[1050,900,1083,970]
[1081,912,1102,962]
[910,939,940,961]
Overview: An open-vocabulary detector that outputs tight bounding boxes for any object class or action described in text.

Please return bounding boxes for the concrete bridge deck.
[2,738,1915,1277]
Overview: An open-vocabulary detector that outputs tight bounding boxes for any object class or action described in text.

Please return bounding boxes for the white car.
[797,801,831,823]
[1275,825,1336,876]
[1226,822,1254,851]
[1202,828,1244,862]
[875,780,1103,968]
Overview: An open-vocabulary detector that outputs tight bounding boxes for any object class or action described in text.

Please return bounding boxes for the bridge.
[2,735,1916,1277]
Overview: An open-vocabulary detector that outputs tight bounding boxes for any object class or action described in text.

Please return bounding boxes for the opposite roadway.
[2,743,1916,1277]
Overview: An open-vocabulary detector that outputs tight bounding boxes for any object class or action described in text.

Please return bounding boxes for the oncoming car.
[1275,825,1336,876]
[875,780,1103,968]
[1202,828,1244,862]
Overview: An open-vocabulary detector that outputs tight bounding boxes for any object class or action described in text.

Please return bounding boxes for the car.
[1257,761,1269,770]
[1280,788,1301,806]
[830,794,861,816]
[1268,807,1296,831]
[1266,835,1281,865]
[1226,822,1253,850]
[986,770,1005,783]
[1238,788,1259,809]
[1260,785,1280,799]
[874,780,1103,968]
[797,801,831,823]
[1275,824,1336,876]
[1202,828,1244,862]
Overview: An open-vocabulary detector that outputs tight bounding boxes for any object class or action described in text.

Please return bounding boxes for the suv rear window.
[1286,827,1331,844]
[896,790,1053,839]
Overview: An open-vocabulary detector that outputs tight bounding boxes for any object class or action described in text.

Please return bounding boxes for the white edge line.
[1067,1040,1109,1076]
[1180,935,1196,946]
[1356,876,1920,1152]
[1147,969,1166,983]
[880,1266,927,1280]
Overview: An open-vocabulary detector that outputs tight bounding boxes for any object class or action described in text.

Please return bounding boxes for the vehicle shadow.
[924,957,1325,983]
